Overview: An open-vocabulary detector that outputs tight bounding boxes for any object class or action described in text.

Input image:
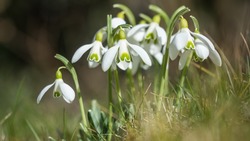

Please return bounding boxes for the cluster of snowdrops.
[36,3,222,140]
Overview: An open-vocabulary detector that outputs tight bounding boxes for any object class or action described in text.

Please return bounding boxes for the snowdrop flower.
[102,29,152,71]
[127,15,167,46]
[127,16,165,66]
[191,32,222,67]
[169,16,222,70]
[37,70,75,104]
[112,12,126,29]
[71,32,107,68]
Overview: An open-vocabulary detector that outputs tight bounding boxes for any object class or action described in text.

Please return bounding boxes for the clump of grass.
[122,35,250,141]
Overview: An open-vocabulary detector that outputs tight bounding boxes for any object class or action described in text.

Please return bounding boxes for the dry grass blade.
[0,112,12,125]
[240,32,250,56]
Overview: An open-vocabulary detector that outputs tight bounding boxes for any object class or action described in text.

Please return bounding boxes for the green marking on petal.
[145,32,155,40]
[89,53,99,62]
[185,41,195,49]
[120,52,131,62]
[53,91,61,98]
[154,38,159,44]
[193,52,203,62]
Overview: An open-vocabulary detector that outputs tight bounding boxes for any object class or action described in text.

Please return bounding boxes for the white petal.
[127,41,152,66]
[37,82,55,104]
[156,26,167,45]
[119,40,130,60]
[127,30,145,44]
[88,61,99,68]
[146,40,161,55]
[131,56,140,75]
[191,32,222,66]
[88,41,103,62]
[191,32,215,51]
[111,17,126,29]
[154,52,163,64]
[59,82,75,103]
[209,49,222,66]
[145,23,157,39]
[54,79,63,92]
[127,24,148,37]
[172,29,190,51]
[195,40,209,60]
[117,61,130,70]
[179,51,192,70]
[169,43,179,60]
[71,43,93,63]
[102,45,119,72]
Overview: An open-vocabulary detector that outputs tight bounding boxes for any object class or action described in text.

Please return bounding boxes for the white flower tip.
[37,98,41,104]
[37,82,55,104]
[71,56,78,63]
[101,46,119,72]
[60,83,76,103]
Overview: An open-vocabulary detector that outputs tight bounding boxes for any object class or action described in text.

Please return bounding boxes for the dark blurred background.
[0,0,250,123]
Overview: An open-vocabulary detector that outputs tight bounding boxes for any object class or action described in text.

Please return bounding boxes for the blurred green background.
[0,0,250,139]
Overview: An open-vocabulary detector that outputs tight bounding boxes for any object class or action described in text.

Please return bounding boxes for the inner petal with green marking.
[145,32,155,40]
[53,91,61,98]
[120,52,131,62]
[185,40,195,49]
[89,53,99,62]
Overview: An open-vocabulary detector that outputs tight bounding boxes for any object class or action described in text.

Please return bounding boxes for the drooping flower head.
[127,15,166,65]
[37,69,75,104]
[71,32,107,68]
[169,16,222,70]
[112,11,126,29]
[102,29,152,71]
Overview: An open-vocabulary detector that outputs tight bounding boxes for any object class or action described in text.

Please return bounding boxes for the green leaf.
[112,24,132,37]
[139,13,153,23]
[149,4,170,26]
[168,6,190,35]
[190,15,200,32]
[113,3,136,25]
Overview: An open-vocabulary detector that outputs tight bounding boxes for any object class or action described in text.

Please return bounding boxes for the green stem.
[107,14,113,141]
[114,69,124,120]
[127,69,136,101]
[137,69,144,95]
[107,69,113,141]
[176,51,193,108]
[156,6,190,112]
[54,54,88,135]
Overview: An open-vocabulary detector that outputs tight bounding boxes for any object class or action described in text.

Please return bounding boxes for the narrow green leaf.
[169,6,190,34]
[190,15,200,32]
[149,4,170,26]
[26,120,41,141]
[139,13,153,23]
[112,24,132,37]
[113,4,136,25]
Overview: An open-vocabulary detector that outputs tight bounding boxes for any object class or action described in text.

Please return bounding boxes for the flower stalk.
[157,6,190,111]
[54,54,89,136]
[107,14,113,141]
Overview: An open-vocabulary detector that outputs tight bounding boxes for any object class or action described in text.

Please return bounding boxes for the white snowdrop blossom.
[37,70,75,104]
[71,32,107,68]
[112,17,126,29]
[111,12,126,29]
[169,17,222,70]
[102,30,152,71]
[127,15,167,46]
[127,16,166,66]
